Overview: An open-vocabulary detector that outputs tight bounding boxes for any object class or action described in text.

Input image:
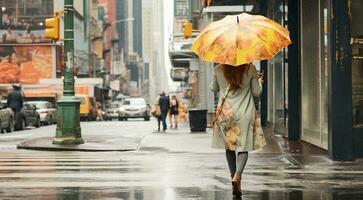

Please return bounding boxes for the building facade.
[180,0,363,161]
[169,0,201,108]
[87,0,102,78]
[141,0,153,102]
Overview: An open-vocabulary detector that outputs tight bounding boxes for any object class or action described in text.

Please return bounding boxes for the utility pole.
[53,0,84,145]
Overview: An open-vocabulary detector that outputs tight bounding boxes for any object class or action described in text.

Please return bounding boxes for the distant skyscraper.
[113,0,168,97]
[151,0,168,94]
[116,0,126,51]
[142,0,153,60]
[141,0,154,102]
[133,0,143,57]
[120,0,143,58]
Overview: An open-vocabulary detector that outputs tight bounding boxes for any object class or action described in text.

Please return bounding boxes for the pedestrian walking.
[151,94,162,132]
[7,84,23,114]
[211,63,263,196]
[7,84,24,130]
[169,95,179,128]
[158,92,170,132]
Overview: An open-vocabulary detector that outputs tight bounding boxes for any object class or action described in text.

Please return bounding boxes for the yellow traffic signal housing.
[45,17,59,40]
[183,22,192,39]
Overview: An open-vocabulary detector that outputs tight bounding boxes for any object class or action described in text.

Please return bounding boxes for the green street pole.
[53,0,84,145]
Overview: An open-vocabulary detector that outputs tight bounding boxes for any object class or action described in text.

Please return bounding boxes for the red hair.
[222,63,250,92]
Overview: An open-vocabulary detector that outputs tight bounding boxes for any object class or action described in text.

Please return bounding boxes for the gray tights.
[225,150,248,177]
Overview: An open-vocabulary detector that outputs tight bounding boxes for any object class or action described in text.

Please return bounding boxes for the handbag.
[253,111,267,149]
[151,105,161,117]
[212,84,267,150]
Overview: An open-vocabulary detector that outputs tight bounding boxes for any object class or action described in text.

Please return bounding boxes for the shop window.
[300,0,329,149]
[266,0,288,134]
[351,0,363,128]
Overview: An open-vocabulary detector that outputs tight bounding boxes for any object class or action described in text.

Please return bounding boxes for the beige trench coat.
[211,64,263,152]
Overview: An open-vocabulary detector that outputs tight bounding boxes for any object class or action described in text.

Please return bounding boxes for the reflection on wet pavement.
[1,121,363,200]
[0,151,362,200]
[1,187,363,200]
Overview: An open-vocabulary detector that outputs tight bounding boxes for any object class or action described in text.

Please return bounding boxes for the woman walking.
[169,95,179,128]
[191,12,289,198]
[211,63,263,196]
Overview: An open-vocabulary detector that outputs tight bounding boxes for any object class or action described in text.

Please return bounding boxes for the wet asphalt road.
[0,120,363,200]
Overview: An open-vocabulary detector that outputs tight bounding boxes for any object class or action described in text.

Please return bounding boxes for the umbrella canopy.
[191,13,291,66]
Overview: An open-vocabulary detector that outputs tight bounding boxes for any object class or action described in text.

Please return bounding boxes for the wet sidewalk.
[140,120,328,157]
[1,120,362,199]
[138,121,363,199]
[258,126,327,155]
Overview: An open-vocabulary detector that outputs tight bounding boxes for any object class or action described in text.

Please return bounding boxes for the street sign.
[174,0,192,20]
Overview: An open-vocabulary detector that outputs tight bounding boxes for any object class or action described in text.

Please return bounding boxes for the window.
[123,98,146,106]
[351,0,363,127]
[24,104,31,110]
[1,0,53,29]
[0,102,5,109]
[266,0,288,135]
[107,103,119,109]
[300,0,330,149]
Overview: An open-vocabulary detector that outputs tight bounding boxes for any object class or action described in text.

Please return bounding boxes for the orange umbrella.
[191,13,291,66]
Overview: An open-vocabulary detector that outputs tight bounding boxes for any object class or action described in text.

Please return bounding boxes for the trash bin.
[188,109,207,132]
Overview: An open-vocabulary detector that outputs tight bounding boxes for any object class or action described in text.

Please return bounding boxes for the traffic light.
[45,16,59,40]
[183,22,192,39]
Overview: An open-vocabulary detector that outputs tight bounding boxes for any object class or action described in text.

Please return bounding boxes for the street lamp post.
[53,0,84,145]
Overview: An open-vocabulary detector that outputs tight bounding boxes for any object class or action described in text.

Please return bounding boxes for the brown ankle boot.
[231,175,242,196]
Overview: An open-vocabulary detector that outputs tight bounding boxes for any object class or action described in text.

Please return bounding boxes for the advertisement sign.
[0,45,53,84]
[174,0,192,20]
[0,30,52,44]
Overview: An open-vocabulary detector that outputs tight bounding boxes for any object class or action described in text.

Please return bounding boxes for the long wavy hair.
[222,63,250,92]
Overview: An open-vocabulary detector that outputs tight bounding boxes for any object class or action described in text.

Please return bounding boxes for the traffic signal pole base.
[53,96,84,145]
[53,137,84,145]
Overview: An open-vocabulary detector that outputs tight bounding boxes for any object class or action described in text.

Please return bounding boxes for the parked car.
[105,102,122,120]
[0,100,15,133]
[27,101,56,125]
[77,95,97,121]
[118,98,150,121]
[15,103,41,130]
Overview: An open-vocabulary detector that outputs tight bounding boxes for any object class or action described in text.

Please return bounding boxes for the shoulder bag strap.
[213,85,231,126]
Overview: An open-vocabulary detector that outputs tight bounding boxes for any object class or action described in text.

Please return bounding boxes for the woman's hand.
[257,72,264,85]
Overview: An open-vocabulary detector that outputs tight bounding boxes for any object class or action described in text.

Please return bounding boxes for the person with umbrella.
[192,13,291,196]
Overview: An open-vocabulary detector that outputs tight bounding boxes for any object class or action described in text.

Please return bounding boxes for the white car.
[105,102,122,120]
[118,98,150,121]
[28,101,56,125]
[0,100,15,133]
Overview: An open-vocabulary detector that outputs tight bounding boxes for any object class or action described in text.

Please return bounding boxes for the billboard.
[0,45,53,84]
